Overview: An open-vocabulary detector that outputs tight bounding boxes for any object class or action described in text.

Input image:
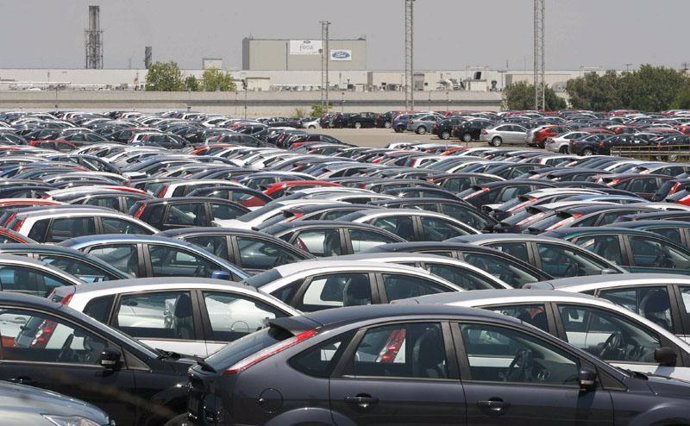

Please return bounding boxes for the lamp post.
[341,91,345,113]
[240,72,247,119]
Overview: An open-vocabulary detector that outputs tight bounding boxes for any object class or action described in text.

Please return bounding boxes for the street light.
[341,91,345,113]
[240,72,247,119]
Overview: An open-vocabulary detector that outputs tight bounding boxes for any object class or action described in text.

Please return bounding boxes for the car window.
[148,245,219,278]
[381,273,447,302]
[46,217,97,243]
[0,309,109,365]
[87,244,139,277]
[101,217,153,235]
[422,263,498,290]
[346,323,448,379]
[419,216,470,241]
[82,196,120,210]
[437,204,492,231]
[202,292,285,341]
[26,219,49,241]
[38,254,117,283]
[210,202,245,221]
[348,229,395,253]
[115,291,195,340]
[557,304,660,364]
[82,295,115,324]
[237,237,302,270]
[573,235,624,266]
[461,252,539,288]
[290,332,352,378]
[165,203,205,227]
[371,216,415,241]
[293,229,339,257]
[628,236,690,270]
[186,235,229,260]
[598,286,675,332]
[459,323,578,385]
[487,242,530,264]
[298,273,371,312]
[648,228,683,246]
[0,265,70,297]
[487,305,549,332]
[535,243,612,278]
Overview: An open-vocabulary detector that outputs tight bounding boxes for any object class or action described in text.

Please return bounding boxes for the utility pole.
[320,21,331,110]
[404,0,415,110]
[533,0,545,110]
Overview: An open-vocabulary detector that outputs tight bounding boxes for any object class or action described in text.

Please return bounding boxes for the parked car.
[188,304,690,425]
[130,197,249,231]
[481,124,528,146]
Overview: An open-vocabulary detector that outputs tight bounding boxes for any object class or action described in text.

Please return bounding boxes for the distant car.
[481,124,528,146]
[188,303,690,426]
[53,277,301,357]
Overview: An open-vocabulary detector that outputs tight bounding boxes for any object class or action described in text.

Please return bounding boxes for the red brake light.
[157,186,169,198]
[378,328,407,363]
[31,320,58,349]
[11,217,25,232]
[132,204,147,219]
[223,329,317,375]
[286,212,305,222]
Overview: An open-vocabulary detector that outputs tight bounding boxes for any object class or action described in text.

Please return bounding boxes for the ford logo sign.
[332,51,351,59]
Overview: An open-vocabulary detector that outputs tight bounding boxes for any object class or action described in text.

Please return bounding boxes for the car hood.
[0,380,110,423]
[644,374,690,398]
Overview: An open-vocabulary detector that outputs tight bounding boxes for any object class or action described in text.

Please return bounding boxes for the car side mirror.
[654,347,677,367]
[600,268,619,275]
[578,368,597,392]
[100,348,122,370]
[211,270,231,280]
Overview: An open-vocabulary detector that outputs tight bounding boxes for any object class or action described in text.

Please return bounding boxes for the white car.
[480,124,528,147]
[545,131,590,153]
[51,277,301,357]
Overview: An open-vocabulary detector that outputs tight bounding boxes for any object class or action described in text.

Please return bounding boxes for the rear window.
[205,325,293,370]
[83,295,115,323]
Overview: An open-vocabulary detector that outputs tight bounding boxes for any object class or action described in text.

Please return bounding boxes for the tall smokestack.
[85,5,103,69]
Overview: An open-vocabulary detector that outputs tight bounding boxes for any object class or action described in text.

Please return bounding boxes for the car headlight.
[42,415,108,426]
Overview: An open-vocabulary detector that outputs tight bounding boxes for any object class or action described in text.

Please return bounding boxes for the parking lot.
[307,127,480,148]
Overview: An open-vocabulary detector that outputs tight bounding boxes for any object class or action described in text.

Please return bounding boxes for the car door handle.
[9,376,37,386]
[344,394,379,408]
[477,398,510,413]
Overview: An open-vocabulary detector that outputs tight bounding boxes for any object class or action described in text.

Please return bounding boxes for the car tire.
[462,133,472,142]
[354,122,362,129]
[384,121,392,129]
[581,148,595,156]
[416,126,427,135]
[559,146,569,154]
[395,126,405,133]
[440,131,451,140]
[308,125,316,129]
[490,137,502,147]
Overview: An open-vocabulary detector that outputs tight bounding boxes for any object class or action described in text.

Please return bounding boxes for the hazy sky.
[1,0,687,71]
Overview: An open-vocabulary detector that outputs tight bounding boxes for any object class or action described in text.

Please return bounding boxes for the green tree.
[310,104,330,118]
[294,107,307,118]
[619,65,690,111]
[672,87,690,109]
[201,67,236,92]
[566,71,621,111]
[184,75,200,91]
[145,61,185,91]
[503,82,566,111]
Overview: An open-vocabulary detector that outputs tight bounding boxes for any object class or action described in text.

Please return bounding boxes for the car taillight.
[157,186,169,197]
[132,204,147,219]
[599,142,605,149]
[609,179,622,186]
[378,328,407,363]
[223,329,317,375]
[11,217,25,232]
[31,320,58,349]
[4,213,16,228]
[286,212,305,222]
[669,182,681,195]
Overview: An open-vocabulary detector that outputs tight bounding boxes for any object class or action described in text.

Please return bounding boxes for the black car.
[431,117,464,140]
[451,119,494,142]
[188,304,690,425]
[0,292,192,425]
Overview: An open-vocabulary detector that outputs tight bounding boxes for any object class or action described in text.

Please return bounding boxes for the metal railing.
[610,144,690,162]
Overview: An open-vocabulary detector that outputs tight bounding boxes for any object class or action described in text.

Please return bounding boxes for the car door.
[111,290,206,357]
[554,303,690,381]
[329,321,465,425]
[43,217,97,243]
[199,290,289,356]
[0,307,137,425]
[454,321,613,425]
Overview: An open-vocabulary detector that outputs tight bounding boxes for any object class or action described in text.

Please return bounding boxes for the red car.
[532,126,570,148]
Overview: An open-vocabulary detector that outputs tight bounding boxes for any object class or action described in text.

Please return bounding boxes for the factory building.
[241,37,367,71]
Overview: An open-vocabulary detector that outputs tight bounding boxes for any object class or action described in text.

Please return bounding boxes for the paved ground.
[306,127,484,148]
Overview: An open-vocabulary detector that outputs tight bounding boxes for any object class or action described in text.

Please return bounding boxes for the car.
[253,202,377,230]
[59,234,249,281]
[432,116,465,140]
[214,199,348,230]
[187,186,273,209]
[244,259,463,311]
[481,124,528,146]
[159,227,315,274]
[52,277,301,357]
[545,131,591,153]
[543,227,690,275]
[365,241,552,288]
[338,209,480,241]
[130,197,249,231]
[608,220,690,250]
[406,113,440,135]
[0,243,130,283]
[460,180,556,209]
[369,198,498,232]
[398,289,690,380]
[5,206,158,243]
[0,292,193,425]
[188,303,690,426]
[261,220,406,257]
[450,119,494,142]
[448,234,626,278]
[0,379,113,425]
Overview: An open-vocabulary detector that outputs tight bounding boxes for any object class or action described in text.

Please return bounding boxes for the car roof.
[451,233,575,245]
[396,289,607,306]
[530,273,690,291]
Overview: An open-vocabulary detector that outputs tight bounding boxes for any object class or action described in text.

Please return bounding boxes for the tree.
[201,67,236,92]
[184,75,200,91]
[145,61,185,91]
[310,104,330,118]
[618,65,690,111]
[672,87,690,109]
[503,82,566,111]
[566,71,621,111]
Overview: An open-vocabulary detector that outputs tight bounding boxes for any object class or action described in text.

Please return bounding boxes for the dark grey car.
[188,304,690,425]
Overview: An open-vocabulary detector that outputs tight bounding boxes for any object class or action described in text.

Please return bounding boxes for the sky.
[0,0,687,71]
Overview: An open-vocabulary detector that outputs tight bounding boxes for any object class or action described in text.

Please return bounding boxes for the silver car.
[481,124,528,146]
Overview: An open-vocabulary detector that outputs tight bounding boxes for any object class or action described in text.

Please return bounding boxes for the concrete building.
[241,37,367,71]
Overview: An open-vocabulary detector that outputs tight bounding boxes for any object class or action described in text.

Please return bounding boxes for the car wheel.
[582,148,594,156]
[490,137,502,147]
[559,146,569,154]
[395,126,405,133]
[440,131,451,140]
[354,122,362,129]
[384,121,392,128]
[308,125,316,129]
[416,126,427,135]
[462,133,472,142]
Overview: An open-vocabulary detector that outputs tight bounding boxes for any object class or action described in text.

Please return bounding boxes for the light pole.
[240,72,247,119]
[341,91,345,113]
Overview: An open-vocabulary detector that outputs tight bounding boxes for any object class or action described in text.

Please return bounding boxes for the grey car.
[188,304,690,425]
[481,124,528,147]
